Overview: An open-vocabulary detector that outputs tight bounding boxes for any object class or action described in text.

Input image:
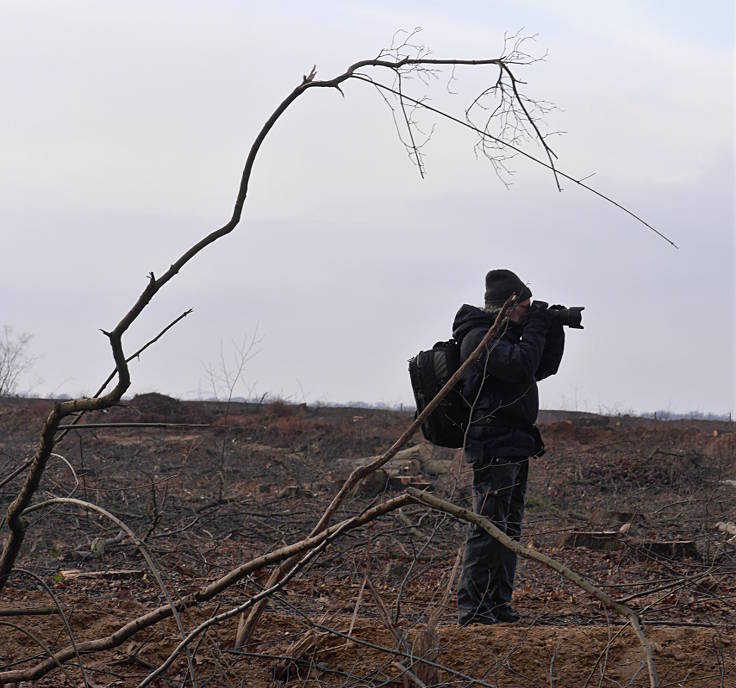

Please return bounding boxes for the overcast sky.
[1,1,734,415]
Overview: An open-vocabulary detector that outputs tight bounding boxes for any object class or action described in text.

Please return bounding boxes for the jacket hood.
[452,304,494,342]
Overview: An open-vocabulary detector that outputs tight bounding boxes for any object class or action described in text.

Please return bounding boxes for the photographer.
[452,269,571,626]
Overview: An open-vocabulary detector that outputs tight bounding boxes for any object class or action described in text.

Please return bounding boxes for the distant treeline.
[641,410,732,422]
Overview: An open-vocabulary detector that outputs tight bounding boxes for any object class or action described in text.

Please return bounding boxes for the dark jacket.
[452,304,564,460]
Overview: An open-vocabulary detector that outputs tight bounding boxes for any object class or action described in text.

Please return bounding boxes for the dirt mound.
[131,392,185,420]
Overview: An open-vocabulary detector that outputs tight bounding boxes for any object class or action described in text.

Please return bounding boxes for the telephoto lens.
[530,301,585,329]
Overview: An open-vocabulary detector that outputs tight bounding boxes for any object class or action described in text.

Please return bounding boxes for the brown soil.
[1,398,734,686]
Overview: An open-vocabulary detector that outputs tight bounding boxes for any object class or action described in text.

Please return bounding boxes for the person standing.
[452,269,565,625]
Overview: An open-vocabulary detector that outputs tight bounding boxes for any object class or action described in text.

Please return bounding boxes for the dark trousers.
[457,456,529,625]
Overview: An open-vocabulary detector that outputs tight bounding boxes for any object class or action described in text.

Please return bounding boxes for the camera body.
[530,300,585,329]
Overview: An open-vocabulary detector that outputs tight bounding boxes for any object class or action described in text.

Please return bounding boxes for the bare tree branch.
[56,308,194,442]
[0,620,76,687]
[350,75,677,248]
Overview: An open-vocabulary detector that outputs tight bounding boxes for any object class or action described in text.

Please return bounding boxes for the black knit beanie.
[484,269,532,307]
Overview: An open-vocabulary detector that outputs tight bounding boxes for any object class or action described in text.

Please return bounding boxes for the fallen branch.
[0,606,58,616]
[140,520,357,687]
[393,661,429,688]
[59,569,144,581]
[0,458,33,491]
[0,620,76,687]
[6,486,670,686]
[56,422,210,430]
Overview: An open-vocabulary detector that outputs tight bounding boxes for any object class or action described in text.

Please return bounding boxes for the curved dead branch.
[0,70,312,589]
[139,512,358,686]
[0,620,76,687]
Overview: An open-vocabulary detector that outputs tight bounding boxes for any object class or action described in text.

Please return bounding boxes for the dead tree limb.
[0,606,58,616]
[0,620,76,687]
[352,75,677,248]
[0,458,33,491]
[139,511,358,687]
[56,422,210,430]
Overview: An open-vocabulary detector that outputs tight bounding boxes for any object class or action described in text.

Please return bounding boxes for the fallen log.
[634,540,699,561]
[60,568,144,581]
[561,530,622,552]
[560,532,699,561]
[0,606,58,616]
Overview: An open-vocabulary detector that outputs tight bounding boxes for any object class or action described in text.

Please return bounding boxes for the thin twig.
[351,74,677,248]
[0,458,33,490]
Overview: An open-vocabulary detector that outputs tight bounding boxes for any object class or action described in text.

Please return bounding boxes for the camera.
[530,300,585,329]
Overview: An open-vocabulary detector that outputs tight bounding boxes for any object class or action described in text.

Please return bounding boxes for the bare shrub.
[0,326,33,398]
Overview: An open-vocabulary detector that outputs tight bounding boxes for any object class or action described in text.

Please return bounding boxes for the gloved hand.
[525,301,553,327]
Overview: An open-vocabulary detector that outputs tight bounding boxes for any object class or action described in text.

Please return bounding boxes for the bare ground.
[1,395,734,686]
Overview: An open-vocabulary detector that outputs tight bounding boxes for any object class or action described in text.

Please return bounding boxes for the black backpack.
[408,339,470,448]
